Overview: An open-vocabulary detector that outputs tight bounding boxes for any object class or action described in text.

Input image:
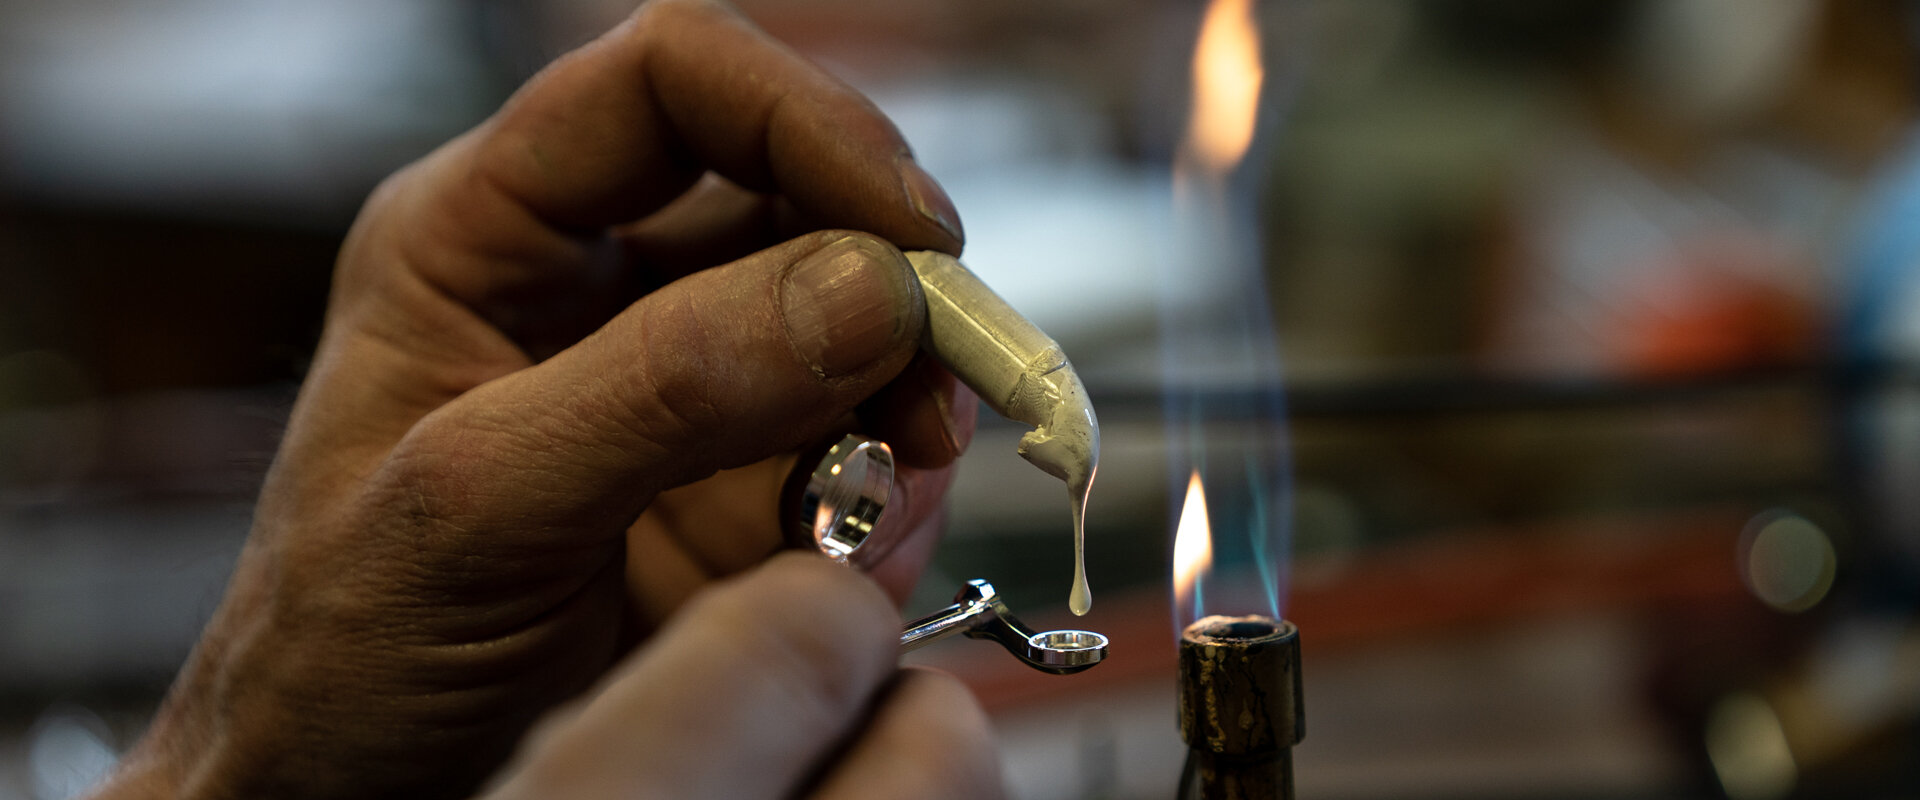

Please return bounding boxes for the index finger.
[471,0,961,253]
[487,553,903,799]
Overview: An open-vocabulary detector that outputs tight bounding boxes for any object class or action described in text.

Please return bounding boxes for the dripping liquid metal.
[905,251,1100,618]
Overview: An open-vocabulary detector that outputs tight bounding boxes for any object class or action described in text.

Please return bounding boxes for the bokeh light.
[1739,509,1837,613]
[1704,692,1796,800]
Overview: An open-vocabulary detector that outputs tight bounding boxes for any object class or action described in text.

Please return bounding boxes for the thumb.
[392,230,924,536]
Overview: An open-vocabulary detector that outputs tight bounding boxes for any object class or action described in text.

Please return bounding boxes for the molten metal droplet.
[1069,481,1093,615]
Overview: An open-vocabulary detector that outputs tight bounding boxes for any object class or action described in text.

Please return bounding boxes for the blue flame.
[1162,0,1304,636]
[1161,190,1296,631]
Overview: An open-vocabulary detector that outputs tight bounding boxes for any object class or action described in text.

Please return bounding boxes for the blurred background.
[3,0,1918,797]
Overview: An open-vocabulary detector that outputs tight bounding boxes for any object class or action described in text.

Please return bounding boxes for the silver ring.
[797,434,894,566]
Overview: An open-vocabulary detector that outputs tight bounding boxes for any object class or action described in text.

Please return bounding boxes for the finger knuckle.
[618,293,731,447]
[333,165,422,295]
[631,0,729,41]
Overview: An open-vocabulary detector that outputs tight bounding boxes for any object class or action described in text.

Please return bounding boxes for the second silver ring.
[792,434,896,569]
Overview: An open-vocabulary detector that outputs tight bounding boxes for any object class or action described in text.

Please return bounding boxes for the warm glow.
[1172,470,1214,608]
[1182,0,1264,174]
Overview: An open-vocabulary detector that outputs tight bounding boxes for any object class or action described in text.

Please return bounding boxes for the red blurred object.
[1616,236,1821,378]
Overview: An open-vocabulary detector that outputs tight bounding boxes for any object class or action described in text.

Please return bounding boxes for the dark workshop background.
[4,1,1918,798]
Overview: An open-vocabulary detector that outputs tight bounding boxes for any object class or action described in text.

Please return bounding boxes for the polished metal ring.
[796,434,894,566]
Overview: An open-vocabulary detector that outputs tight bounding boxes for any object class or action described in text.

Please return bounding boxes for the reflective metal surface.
[901,579,1108,675]
[793,434,894,566]
[792,436,1109,674]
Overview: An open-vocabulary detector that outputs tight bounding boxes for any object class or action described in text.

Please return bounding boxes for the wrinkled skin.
[89,1,1002,798]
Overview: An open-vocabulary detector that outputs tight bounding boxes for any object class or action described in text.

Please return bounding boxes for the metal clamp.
[902,579,1108,675]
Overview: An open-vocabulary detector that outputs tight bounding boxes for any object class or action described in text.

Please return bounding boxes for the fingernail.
[783,235,916,378]
[898,156,965,246]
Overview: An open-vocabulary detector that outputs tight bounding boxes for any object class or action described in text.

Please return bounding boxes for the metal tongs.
[901,578,1106,675]
[787,434,1110,675]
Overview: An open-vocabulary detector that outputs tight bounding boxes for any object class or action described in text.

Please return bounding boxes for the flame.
[1181,0,1264,175]
[1172,470,1213,613]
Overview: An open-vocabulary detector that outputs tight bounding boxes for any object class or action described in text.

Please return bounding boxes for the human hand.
[95,0,980,797]
[480,554,1005,800]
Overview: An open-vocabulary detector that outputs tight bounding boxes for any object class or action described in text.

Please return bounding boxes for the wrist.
[86,604,277,800]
